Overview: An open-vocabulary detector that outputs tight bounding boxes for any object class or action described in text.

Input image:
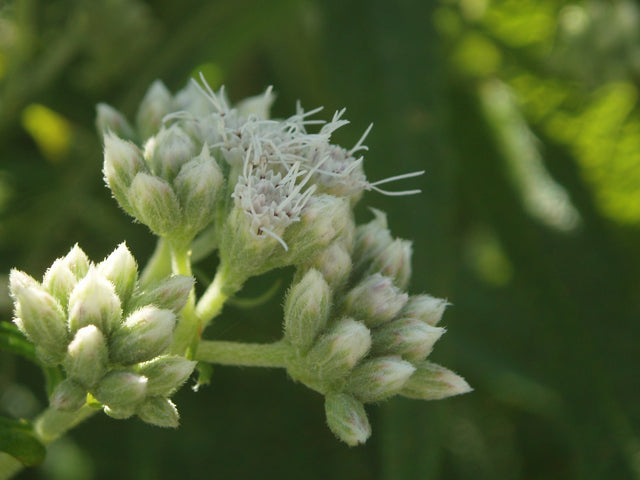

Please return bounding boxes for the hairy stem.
[139,238,172,286]
[195,340,291,368]
[169,243,199,358]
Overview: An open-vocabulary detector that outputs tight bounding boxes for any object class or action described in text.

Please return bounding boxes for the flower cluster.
[283,210,471,446]
[8,244,196,427]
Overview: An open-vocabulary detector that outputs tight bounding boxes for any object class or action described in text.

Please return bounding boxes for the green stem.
[139,238,172,286]
[195,263,244,327]
[169,243,199,358]
[0,406,96,480]
[195,340,291,368]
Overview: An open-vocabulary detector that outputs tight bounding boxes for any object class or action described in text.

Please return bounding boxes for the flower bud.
[136,397,179,428]
[103,405,136,420]
[64,244,91,280]
[135,355,196,397]
[10,282,68,364]
[236,88,276,119]
[128,172,182,236]
[402,294,449,326]
[103,133,148,216]
[94,371,147,410]
[97,243,138,307]
[9,269,39,292]
[136,80,174,140]
[109,306,175,365]
[129,275,194,314]
[400,361,472,400]
[285,195,352,264]
[307,243,352,290]
[324,393,371,446]
[96,103,136,141]
[284,269,331,352]
[352,209,392,271]
[371,318,445,362]
[68,268,122,335]
[343,274,408,328]
[42,259,77,311]
[50,379,87,412]
[64,325,108,388]
[306,318,371,381]
[346,356,415,403]
[368,239,412,289]
[173,145,223,236]
[146,125,197,182]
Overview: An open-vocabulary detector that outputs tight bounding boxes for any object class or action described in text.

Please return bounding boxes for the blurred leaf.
[0,417,46,466]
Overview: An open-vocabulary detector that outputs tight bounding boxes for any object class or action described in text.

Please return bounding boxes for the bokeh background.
[1,0,640,478]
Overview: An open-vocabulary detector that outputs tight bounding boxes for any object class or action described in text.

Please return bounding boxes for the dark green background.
[1,0,639,478]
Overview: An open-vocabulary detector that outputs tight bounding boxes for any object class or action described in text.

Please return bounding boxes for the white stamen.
[260,227,289,251]
[349,123,374,155]
[369,170,425,186]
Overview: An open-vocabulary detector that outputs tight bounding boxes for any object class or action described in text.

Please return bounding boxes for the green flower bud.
[136,80,174,140]
[285,195,352,263]
[235,87,275,119]
[368,239,412,289]
[97,243,138,307]
[306,243,352,290]
[136,397,179,428]
[42,258,77,311]
[64,244,91,280]
[173,145,223,236]
[129,275,194,314]
[284,269,331,352]
[324,393,371,446]
[306,318,371,382]
[103,133,148,216]
[64,325,108,388]
[146,125,197,182]
[135,355,196,397]
[10,280,68,364]
[68,268,122,335]
[96,103,136,141]
[402,294,449,326]
[109,306,175,365]
[371,318,445,362]
[103,405,136,420]
[352,209,392,271]
[128,172,182,236]
[50,379,87,412]
[346,356,415,403]
[94,371,148,410]
[400,361,472,400]
[343,274,408,328]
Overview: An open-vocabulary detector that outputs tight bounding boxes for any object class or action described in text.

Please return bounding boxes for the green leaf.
[0,322,36,362]
[0,417,46,466]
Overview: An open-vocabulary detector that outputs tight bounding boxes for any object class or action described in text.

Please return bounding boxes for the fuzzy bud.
[368,239,412,289]
[307,243,352,290]
[343,274,408,328]
[146,125,197,182]
[50,379,87,412]
[42,259,77,311]
[135,355,196,397]
[236,88,276,119]
[136,80,174,140]
[96,103,136,141]
[324,393,371,446]
[109,306,176,365]
[400,361,472,400]
[371,318,445,362]
[284,269,331,352]
[64,325,108,388]
[103,133,148,215]
[136,397,179,428]
[94,371,148,410]
[64,245,91,280]
[128,172,182,236]
[97,243,138,307]
[173,145,223,236]
[9,279,68,364]
[129,275,194,314]
[68,268,122,335]
[352,209,392,272]
[402,294,449,326]
[346,356,416,403]
[306,318,371,381]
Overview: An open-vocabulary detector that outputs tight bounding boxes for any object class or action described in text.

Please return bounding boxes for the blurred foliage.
[1,0,640,479]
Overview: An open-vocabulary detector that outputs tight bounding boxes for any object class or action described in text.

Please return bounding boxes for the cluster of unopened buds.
[8,75,471,447]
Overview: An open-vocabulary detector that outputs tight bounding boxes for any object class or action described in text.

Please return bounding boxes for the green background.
[1,0,639,478]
